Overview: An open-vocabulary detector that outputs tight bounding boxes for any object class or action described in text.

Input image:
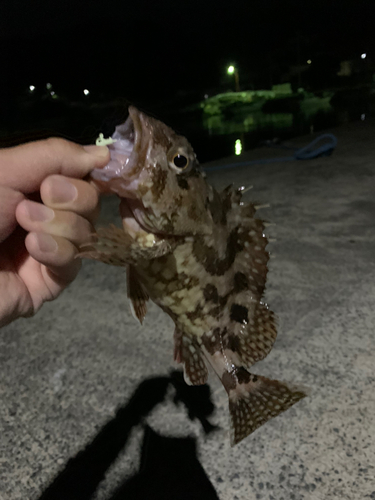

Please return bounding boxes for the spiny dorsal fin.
[127,265,149,324]
[220,184,242,209]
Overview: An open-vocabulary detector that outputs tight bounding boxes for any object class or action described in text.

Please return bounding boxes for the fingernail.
[83,145,109,158]
[26,202,54,222]
[35,233,58,253]
[49,177,78,204]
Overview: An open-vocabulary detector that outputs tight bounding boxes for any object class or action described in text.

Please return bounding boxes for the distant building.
[337,57,374,79]
[337,61,352,77]
[271,83,292,95]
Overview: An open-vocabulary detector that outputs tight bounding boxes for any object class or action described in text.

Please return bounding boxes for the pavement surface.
[1,120,375,500]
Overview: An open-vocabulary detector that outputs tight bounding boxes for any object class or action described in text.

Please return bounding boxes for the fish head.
[91,106,213,237]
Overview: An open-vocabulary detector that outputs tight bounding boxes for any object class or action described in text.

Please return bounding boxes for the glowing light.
[361,113,366,121]
[29,85,35,92]
[227,65,235,75]
[83,89,90,96]
[204,94,208,99]
[361,53,367,59]
[50,91,55,96]
[235,139,242,156]
[46,83,52,90]
[307,59,312,64]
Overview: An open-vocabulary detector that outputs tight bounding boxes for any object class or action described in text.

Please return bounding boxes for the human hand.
[0,138,110,327]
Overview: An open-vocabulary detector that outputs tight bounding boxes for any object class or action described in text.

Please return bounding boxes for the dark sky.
[1,0,374,104]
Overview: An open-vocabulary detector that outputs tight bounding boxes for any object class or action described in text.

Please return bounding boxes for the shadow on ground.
[38,371,220,500]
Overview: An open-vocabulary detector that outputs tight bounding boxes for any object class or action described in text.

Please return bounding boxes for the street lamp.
[227,64,240,92]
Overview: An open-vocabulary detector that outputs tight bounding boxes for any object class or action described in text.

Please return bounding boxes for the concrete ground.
[1,120,374,500]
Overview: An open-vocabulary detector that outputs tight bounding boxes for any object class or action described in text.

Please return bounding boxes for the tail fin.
[227,370,307,446]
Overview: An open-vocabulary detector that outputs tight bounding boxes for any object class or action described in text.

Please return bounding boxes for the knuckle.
[40,138,70,165]
[44,137,70,150]
[42,138,79,163]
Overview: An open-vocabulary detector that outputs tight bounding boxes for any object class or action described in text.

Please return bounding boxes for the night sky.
[1,0,374,106]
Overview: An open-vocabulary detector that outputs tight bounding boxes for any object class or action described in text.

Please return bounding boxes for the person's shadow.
[38,371,220,500]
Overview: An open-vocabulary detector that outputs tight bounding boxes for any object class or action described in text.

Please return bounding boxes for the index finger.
[0,138,109,194]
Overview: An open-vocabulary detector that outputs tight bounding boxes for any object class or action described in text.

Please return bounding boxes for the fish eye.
[172,154,189,170]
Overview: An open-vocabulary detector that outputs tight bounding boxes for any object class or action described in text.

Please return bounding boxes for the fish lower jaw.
[90,111,140,195]
[122,215,144,238]
[120,198,152,234]
[121,212,157,248]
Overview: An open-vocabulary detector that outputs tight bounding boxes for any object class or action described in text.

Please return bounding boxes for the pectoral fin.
[78,225,133,266]
[78,224,172,266]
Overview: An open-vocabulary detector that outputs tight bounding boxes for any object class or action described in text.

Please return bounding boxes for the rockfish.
[81,107,306,445]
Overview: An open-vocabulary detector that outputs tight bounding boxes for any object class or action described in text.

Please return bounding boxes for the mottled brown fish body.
[81,106,307,445]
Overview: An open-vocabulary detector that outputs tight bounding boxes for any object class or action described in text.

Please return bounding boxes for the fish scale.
[79,106,307,446]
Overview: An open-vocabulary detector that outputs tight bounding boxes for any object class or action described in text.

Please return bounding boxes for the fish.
[80,106,307,446]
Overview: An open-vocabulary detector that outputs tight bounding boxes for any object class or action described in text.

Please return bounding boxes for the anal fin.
[174,330,208,386]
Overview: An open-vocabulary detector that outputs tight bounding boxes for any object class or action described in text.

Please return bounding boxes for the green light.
[235,139,242,155]
[227,65,235,75]
[307,59,312,64]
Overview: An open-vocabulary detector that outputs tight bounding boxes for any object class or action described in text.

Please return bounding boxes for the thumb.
[0,138,109,194]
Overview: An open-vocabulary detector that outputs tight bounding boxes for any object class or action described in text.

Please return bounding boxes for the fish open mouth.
[90,107,159,236]
[90,106,144,199]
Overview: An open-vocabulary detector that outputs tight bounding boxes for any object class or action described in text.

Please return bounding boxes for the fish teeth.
[239,185,253,193]
[254,203,271,210]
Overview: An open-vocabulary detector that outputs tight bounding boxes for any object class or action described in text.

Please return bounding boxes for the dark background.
[1,0,374,157]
